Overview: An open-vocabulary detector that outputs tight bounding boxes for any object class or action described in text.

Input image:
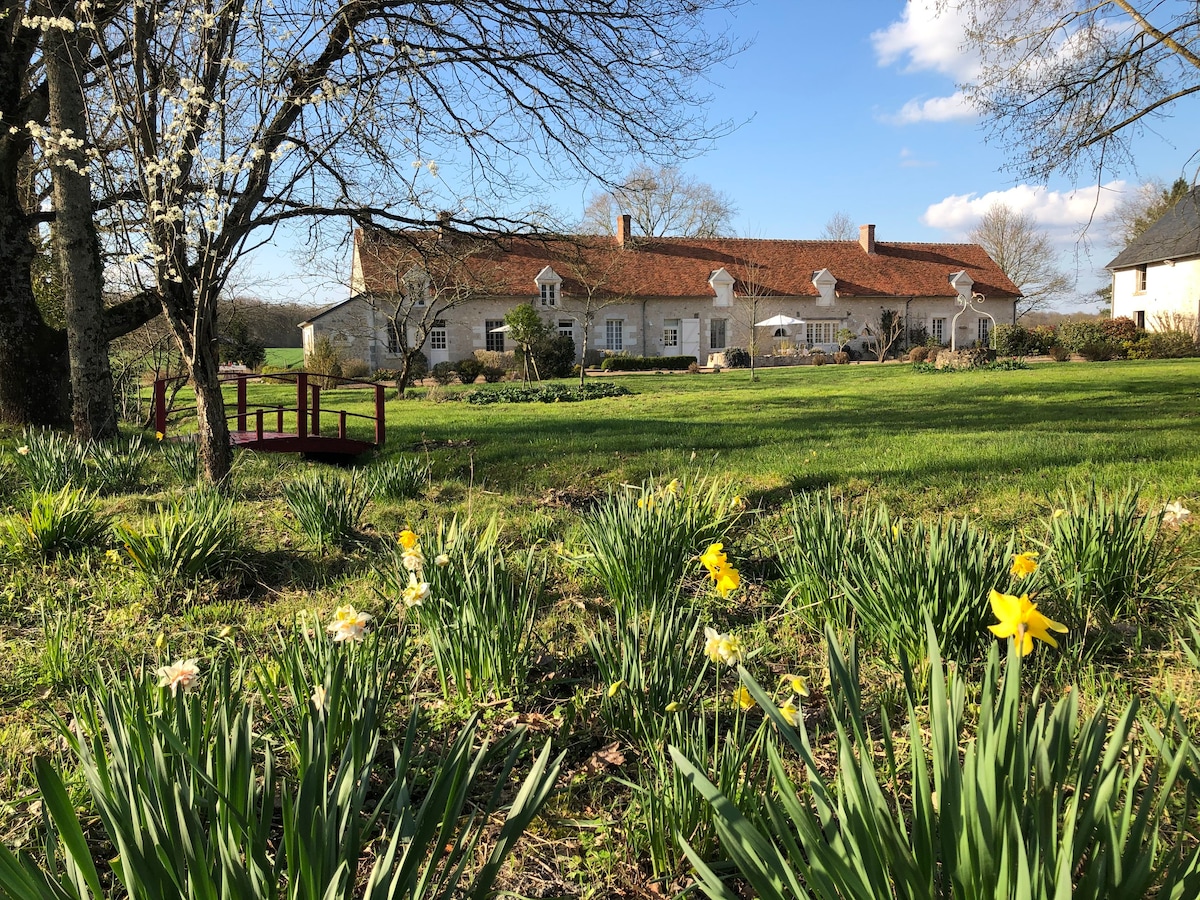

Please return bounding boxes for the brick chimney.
[617,214,632,248]
[859,224,876,254]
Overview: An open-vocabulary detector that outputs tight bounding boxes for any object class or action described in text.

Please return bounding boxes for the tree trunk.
[0,175,71,427]
[190,351,232,484]
[45,6,117,440]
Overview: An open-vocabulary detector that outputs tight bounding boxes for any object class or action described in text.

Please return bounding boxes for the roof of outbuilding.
[1107,185,1200,270]
[348,228,1022,301]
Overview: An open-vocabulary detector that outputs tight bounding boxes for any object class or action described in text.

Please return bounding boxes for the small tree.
[505,303,551,384]
[581,164,736,238]
[862,308,905,362]
[970,203,1072,318]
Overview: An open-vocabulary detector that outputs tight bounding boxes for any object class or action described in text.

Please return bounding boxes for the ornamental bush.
[599,354,698,371]
[724,347,750,368]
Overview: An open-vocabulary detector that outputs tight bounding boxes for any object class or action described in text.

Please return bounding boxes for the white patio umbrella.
[754,314,805,327]
[488,324,512,333]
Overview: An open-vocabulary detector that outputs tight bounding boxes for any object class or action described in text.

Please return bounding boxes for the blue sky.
[258,0,1199,311]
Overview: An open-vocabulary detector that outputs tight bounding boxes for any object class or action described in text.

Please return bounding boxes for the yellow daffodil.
[637,495,655,510]
[398,529,419,549]
[217,625,232,639]
[713,564,740,597]
[1052,508,1066,519]
[730,495,746,511]
[700,542,727,574]
[154,431,164,441]
[781,673,809,696]
[607,679,625,697]
[105,548,122,565]
[156,658,200,695]
[665,701,682,713]
[891,522,902,540]
[665,479,680,495]
[778,700,801,727]
[1011,551,1039,579]
[703,626,746,666]
[987,589,1067,656]
[733,685,755,710]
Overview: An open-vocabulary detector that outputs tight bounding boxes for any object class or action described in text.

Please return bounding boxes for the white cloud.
[922,181,1129,241]
[884,91,976,124]
[898,147,937,168]
[871,1,978,80]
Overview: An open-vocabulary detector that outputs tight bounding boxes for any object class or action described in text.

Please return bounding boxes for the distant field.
[264,347,304,368]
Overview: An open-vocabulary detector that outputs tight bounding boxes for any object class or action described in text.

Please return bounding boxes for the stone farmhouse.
[1107,185,1200,334]
[300,218,1021,370]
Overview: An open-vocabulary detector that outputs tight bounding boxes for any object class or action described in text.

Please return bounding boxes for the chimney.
[617,214,632,248]
[859,224,876,254]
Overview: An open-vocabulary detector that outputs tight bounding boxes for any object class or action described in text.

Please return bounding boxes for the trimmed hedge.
[599,354,698,371]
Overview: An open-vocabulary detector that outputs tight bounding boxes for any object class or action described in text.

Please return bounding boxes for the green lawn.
[263,346,304,368]
[236,359,1200,527]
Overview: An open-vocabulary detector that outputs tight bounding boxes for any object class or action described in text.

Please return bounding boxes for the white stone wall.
[1112,259,1200,330]
[304,293,1020,368]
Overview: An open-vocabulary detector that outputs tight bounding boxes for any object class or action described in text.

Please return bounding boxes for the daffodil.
[402,546,426,572]
[402,580,431,608]
[700,542,727,574]
[398,529,419,549]
[703,626,745,666]
[607,680,625,697]
[156,658,200,695]
[154,431,164,441]
[781,673,809,696]
[434,553,450,567]
[665,701,682,713]
[310,684,328,710]
[1163,500,1191,528]
[777,700,801,727]
[1051,508,1066,519]
[1011,551,1039,579]
[713,564,740,597]
[16,445,29,455]
[732,685,755,710]
[987,589,1067,656]
[326,604,373,642]
[665,479,680,495]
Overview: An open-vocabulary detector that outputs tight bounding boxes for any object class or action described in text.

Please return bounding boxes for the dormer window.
[811,268,837,307]
[535,265,562,307]
[402,265,430,307]
[708,267,735,307]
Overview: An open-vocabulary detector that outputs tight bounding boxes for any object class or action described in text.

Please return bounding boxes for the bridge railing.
[153,372,386,447]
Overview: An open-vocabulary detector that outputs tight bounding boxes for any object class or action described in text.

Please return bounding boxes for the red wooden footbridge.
[153,371,386,459]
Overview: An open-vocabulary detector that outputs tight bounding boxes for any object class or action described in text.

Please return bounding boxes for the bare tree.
[582,164,737,237]
[1105,177,1192,249]
[550,238,632,385]
[861,308,905,362]
[952,0,1200,182]
[819,211,857,241]
[85,0,744,482]
[969,203,1072,317]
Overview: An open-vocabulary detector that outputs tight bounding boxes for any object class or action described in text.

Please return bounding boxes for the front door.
[681,318,700,360]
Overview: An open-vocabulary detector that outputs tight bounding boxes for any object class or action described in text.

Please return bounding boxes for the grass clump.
[111,490,241,582]
[282,471,368,552]
[364,455,429,501]
[1,487,107,559]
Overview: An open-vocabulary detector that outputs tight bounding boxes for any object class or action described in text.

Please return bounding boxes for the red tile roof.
[352,229,1021,301]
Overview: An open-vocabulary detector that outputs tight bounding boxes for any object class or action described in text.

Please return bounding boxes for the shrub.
[810,351,827,366]
[1056,319,1107,352]
[305,335,343,388]
[454,357,484,384]
[529,333,576,378]
[480,365,505,383]
[599,354,698,371]
[1030,324,1058,353]
[907,346,929,363]
[724,347,751,368]
[1078,341,1118,361]
[363,455,429,500]
[2,487,106,559]
[833,351,850,364]
[1103,316,1139,342]
[338,357,370,379]
[687,361,701,374]
[926,346,941,363]
[1048,345,1071,362]
[1148,329,1199,358]
[674,628,1200,900]
[282,472,368,552]
[992,323,1036,356]
[112,490,242,582]
[404,349,429,381]
[430,361,457,385]
[473,348,515,371]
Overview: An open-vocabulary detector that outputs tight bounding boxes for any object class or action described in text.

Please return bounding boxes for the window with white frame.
[429,320,447,350]
[558,319,574,339]
[930,317,946,344]
[1135,264,1147,292]
[386,321,402,354]
[710,318,726,349]
[978,317,992,346]
[540,283,557,306]
[535,265,562,307]
[663,318,680,348]
[485,319,505,352]
[605,319,624,351]
[805,321,838,345]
